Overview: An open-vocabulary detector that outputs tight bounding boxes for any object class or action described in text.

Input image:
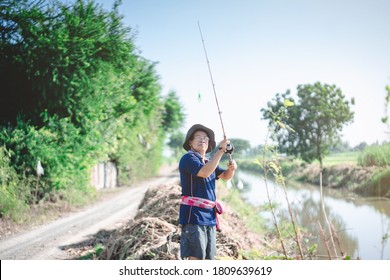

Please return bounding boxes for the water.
[232,170,390,260]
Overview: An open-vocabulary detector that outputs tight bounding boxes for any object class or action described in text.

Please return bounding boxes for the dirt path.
[0,169,179,260]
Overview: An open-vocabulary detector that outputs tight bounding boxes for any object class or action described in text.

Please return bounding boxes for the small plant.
[260,99,346,260]
[78,244,105,260]
[259,99,304,259]
[240,249,263,260]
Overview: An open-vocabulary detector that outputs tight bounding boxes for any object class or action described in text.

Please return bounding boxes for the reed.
[358,143,390,167]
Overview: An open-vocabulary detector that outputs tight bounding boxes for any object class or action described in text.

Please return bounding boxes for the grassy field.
[239,147,390,173]
[322,151,359,166]
[236,151,361,173]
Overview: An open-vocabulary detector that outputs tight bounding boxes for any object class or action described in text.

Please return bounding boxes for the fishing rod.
[197,21,234,162]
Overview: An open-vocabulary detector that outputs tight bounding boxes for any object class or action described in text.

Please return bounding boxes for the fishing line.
[197,21,234,160]
[197,21,227,139]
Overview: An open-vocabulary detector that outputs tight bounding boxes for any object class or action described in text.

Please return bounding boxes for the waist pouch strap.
[181,195,224,231]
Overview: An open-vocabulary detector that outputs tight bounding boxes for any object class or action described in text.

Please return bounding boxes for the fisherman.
[179,124,237,260]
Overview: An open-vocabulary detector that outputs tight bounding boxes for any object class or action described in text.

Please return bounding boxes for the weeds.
[259,100,304,259]
[0,146,30,221]
[78,245,105,260]
[318,172,345,259]
[259,100,347,259]
[368,169,390,197]
[358,143,390,167]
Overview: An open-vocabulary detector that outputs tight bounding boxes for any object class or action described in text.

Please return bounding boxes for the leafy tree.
[0,0,185,210]
[167,131,185,159]
[0,0,48,123]
[261,82,354,168]
[382,83,390,134]
[247,144,264,157]
[353,142,368,151]
[228,138,251,156]
[330,141,351,153]
[162,90,185,133]
[0,0,138,126]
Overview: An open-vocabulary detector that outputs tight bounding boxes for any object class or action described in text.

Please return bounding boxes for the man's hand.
[227,159,237,171]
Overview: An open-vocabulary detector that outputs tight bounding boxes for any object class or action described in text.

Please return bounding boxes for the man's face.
[190,131,209,154]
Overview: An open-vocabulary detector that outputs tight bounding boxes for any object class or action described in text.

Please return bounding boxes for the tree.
[167,131,185,159]
[0,0,139,127]
[353,142,368,151]
[261,82,354,168]
[0,0,186,202]
[247,144,265,157]
[228,138,251,156]
[162,90,185,133]
[382,83,390,135]
[0,0,48,124]
[330,141,351,153]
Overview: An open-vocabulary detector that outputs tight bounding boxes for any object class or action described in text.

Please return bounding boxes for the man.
[179,124,237,260]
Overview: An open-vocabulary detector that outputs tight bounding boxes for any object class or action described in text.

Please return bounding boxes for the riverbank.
[286,162,390,198]
[238,158,390,198]
[234,168,390,259]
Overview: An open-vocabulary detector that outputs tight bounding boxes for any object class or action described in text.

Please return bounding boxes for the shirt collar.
[188,150,208,162]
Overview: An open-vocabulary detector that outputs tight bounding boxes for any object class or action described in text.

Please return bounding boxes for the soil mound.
[99,183,265,260]
[291,163,378,189]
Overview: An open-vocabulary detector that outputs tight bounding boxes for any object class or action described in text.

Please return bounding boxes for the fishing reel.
[225,142,234,165]
[219,142,234,154]
[226,142,234,154]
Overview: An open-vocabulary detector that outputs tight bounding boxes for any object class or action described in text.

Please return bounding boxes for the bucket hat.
[183,124,216,153]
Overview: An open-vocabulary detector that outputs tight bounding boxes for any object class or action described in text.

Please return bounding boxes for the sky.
[98,0,390,147]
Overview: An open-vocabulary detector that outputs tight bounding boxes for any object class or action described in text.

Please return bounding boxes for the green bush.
[0,0,184,216]
[369,169,390,197]
[0,118,96,198]
[358,144,390,167]
[0,147,30,221]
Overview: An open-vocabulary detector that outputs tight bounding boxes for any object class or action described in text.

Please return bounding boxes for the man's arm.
[197,149,225,178]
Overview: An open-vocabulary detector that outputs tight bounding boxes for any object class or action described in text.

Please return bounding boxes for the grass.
[358,143,390,167]
[237,151,360,171]
[240,148,389,170]
[323,145,390,168]
[322,151,359,166]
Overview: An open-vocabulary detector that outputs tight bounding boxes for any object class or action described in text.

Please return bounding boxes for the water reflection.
[234,170,390,260]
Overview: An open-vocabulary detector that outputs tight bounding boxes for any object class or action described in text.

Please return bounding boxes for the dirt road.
[0,170,179,260]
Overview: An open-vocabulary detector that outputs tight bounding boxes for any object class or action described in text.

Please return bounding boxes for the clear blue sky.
[98,0,390,147]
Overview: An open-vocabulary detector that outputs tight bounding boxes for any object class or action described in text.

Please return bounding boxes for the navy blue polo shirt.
[179,150,225,226]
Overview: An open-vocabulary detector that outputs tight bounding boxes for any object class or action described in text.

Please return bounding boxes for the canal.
[232,170,390,260]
